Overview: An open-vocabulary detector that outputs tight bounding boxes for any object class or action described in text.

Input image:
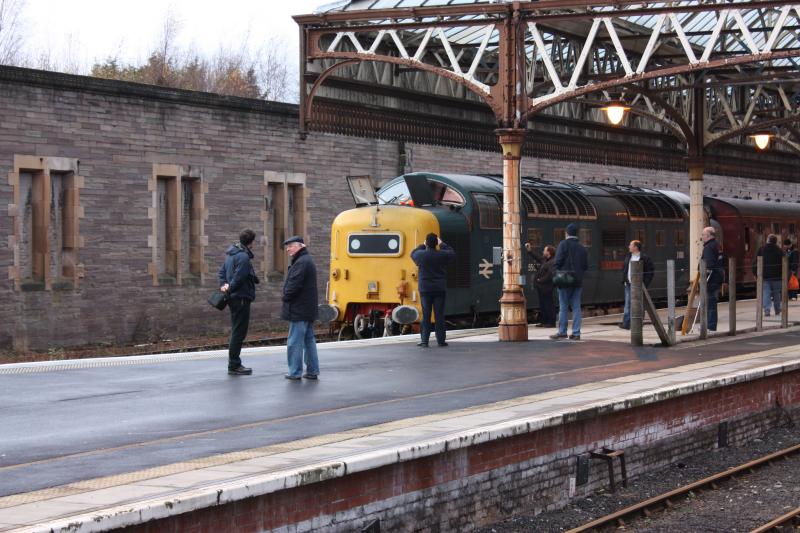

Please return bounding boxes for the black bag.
[208,291,228,311]
[552,244,576,288]
[553,270,576,288]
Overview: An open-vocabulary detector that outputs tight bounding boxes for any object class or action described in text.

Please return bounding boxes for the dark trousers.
[228,297,251,370]
[707,285,720,331]
[420,291,447,345]
[537,286,555,325]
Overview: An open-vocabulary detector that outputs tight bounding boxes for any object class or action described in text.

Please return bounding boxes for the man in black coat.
[411,233,456,347]
[620,240,655,330]
[219,229,259,375]
[783,238,798,300]
[701,226,725,331]
[525,243,556,327]
[753,234,785,316]
[281,235,320,380]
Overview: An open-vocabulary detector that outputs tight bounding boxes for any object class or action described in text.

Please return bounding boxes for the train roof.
[705,196,800,217]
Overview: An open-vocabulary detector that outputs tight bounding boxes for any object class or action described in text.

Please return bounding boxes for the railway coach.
[320,173,695,339]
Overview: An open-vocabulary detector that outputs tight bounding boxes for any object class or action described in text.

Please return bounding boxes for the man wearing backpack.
[551,223,589,340]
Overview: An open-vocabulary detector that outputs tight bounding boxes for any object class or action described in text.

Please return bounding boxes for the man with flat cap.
[281,235,320,380]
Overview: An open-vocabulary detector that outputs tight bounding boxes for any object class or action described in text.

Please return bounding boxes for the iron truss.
[296,0,800,156]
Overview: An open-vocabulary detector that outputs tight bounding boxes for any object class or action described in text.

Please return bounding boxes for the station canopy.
[297,0,800,156]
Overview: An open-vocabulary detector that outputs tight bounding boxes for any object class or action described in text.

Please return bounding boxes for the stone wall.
[1,67,798,351]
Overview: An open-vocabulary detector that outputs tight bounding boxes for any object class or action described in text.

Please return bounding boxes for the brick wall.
[113,370,800,533]
[1,69,799,351]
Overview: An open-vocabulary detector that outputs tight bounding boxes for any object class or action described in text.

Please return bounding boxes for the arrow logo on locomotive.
[479,259,494,279]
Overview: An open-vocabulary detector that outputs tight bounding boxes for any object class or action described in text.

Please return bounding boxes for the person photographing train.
[525,243,557,328]
[411,233,456,347]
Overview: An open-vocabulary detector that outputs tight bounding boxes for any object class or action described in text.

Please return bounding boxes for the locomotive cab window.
[377,181,411,204]
[347,233,403,256]
[430,181,465,206]
[472,193,502,229]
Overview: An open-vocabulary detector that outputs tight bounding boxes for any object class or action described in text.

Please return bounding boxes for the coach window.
[554,227,565,243]
[772,222,781,235]
[472,193,502,229]
[655,230,665,247]
[744,227,751,252]
[527,228,542,249]
[634,229,646,244]
[790,223,796,236]
[675,229,685,247]
[579,228,592,247]
[756,223,764,234]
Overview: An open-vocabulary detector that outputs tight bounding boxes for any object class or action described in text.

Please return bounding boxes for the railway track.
[567,442,800,533]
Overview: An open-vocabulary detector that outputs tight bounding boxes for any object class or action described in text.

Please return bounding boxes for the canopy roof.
[297,1,800,156]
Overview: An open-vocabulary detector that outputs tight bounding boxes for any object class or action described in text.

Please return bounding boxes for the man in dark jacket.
[551,223,589,340]
[753,234,785,316]
[620,240,655,330]
[219,229,259,375]
[411,233,456,347]
[525,243,556,327]
[282,235,320,380]
[701,226,725,331]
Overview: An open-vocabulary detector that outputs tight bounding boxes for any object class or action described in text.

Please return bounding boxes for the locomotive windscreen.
[347,233,403,256]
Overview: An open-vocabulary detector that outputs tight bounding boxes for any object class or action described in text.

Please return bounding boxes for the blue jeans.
[287,321,319,377]
[763,279,782,314]
[707,284,720,331]
[622,284,631,328]
[557,286,583,336]
[420,291,447,345]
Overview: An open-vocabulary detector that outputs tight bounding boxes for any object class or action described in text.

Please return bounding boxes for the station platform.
[1,299,799,532]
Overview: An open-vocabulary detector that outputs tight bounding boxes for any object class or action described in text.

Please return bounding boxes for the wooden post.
[756,255,763,332]
[728,257,736,336]
[667,260,676,346]
[630,260,643,346]
[782,255,789,328]
[699,260,708,338]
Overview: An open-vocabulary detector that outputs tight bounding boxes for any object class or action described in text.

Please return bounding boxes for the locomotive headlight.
[347,233,403,256]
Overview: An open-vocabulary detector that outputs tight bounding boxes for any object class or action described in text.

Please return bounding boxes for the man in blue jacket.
[219,229,259,375]
[282,236,320,380]
[551,223,589,340]
[411,233,456,347]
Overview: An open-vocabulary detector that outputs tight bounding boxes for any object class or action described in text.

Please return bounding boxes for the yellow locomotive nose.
[325,205,439,339]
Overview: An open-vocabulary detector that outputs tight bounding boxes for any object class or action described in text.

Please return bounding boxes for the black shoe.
[569,334,581,340]
[550,333,568,340]
[228,366,252,375]
[417,342,429,347]
[438,342,449,347]
[618,323,630,330]
[302,374,318,380]
[535,323,549,328]
[284,374,301,381]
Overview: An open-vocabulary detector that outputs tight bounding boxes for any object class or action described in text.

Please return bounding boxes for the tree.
[0,0,25,66]
[89,14,294,102]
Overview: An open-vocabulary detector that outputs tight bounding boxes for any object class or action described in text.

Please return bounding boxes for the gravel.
[478,424,800,532]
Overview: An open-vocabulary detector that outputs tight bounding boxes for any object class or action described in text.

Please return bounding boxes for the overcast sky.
[20,0,324,70]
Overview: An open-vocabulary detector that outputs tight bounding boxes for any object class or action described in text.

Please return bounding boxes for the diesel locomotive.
[320,173,800,339]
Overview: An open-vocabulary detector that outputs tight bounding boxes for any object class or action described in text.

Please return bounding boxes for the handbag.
[553,243,576,288]
[789,273,799,291]
[208,290,228,311]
